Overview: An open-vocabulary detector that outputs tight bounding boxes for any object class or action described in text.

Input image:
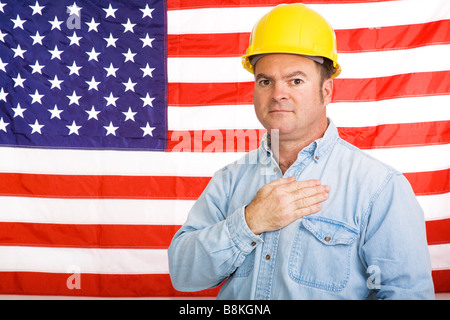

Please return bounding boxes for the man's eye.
[291,79,303,85]
[259,79,271,86]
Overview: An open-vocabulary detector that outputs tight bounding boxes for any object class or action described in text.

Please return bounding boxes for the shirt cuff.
[226,206,263,254]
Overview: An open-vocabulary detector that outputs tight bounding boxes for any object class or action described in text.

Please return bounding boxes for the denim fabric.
[168,120,435,299]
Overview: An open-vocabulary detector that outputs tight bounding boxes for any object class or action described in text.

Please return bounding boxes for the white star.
[0,117,9,132]
[122,78,137,92]
[29,119,44,134]
[86,17,99,32]
[103,121,118,136]
[49,16,63,30]
[30,31,45,45]
[122,18,136,33]
[67,31,82,46]
[49,74,63,89]
[140,122,155,137]
[140,4,155,18]
[104,92,118,107]
[12,44,26,59]
[103,33,118,48]
[12,73,26,88]
[29,89,44,104]
[66,120,82,135]
[86,47,100,61]
[66,90,82,105]
[122,107,137,121]
[140,34,155,48]
[122,48,136,63]
[30,1,44,15]
[48,105,63,119]
[0,1,6,13]
[104,63,118,77]
[49,45,63,60]
[67,2,82,16]
[0,57,7,72]
[11,14,26,30]
[0,87,7,102]
[86,76,100,91]
[67,61,82,75]
[141,93,155,107]
[30,60,45,74]
[86,106,100,120]
[103,4,117,18]
[12,103,26,118]
[0,29,6,42]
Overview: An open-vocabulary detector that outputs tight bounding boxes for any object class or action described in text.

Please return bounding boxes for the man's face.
[253,53,332,142]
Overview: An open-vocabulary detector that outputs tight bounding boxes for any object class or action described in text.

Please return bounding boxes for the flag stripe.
[1,144,449,176]
[0,222,179,249]
[0,170,448,200]
[427,219,450,245]
[0,272,219,297]
[2,219,450,250]
[0,197,194,225]
[0,244,448,276]
[1,194,447,226]
[167,20,450,57]
[0,173,210,200]
[167,0,450,32]
[168,72,450,106]
[167,121,450,152]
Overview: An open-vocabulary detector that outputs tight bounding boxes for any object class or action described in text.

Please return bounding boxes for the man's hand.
[244,177,329,235]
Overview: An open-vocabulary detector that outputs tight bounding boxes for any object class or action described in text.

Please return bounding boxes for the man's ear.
[322,78,333,106]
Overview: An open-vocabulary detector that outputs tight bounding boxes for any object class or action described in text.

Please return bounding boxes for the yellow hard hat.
[242,3,341,78]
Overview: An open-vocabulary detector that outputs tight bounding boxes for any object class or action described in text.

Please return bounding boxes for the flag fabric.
[0,0,449,298]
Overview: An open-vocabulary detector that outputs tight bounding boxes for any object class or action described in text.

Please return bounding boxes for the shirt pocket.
[288,216,359,292]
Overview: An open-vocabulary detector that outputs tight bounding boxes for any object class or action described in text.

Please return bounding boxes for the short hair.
[317,58,335,84]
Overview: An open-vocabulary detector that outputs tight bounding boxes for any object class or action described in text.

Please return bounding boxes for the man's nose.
[271,82,289,101]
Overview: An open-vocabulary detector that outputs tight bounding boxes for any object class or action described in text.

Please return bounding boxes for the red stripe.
[168,71,450,106]
[426,219,450,246]
[0,170,448,199]
[0,272,219,297]
[0,173,211,200]
[432,270,450,293]
[167,20,450,57]
[337,121,450,150]
[168,122,450,152]
[0,223,180,249]
[404,169,450,196]
[167,0,398,10]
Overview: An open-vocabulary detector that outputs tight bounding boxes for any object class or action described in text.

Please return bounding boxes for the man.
[168,4,434,299]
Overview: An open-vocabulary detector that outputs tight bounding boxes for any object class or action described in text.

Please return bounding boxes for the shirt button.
[324,236,331,242]
[315,155,319,161]
[273,167,278,173]
[251,242,256,246]
[265,254,271,260]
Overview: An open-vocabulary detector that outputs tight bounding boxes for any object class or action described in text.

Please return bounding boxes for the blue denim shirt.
[168,120,435,299]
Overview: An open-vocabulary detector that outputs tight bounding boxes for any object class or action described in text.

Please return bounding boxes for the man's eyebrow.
[255,71,309,81]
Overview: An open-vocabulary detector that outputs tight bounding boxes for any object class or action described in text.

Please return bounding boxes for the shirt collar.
[260,118,340,163]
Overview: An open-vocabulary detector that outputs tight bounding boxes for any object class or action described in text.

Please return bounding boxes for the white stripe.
[0,194,446,226]
[0,246,169,274]
[167,45,450,82]
[429,243,450,271]
[168,96,450,130]
[0,197,194,225]
[364,143,450,174]
[167,0,450,34]
[168,104,263,130]
[419,193,450,221]
[0,144,448,176]
[328,95,450,128]
[0,146,244,177]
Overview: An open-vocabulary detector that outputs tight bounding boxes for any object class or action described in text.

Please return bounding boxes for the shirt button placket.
[254,230,280,300]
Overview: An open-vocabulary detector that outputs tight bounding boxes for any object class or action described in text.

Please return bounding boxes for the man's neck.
[270,120,329,174]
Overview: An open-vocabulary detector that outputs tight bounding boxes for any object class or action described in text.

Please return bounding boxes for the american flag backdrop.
[0,0,449,298]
